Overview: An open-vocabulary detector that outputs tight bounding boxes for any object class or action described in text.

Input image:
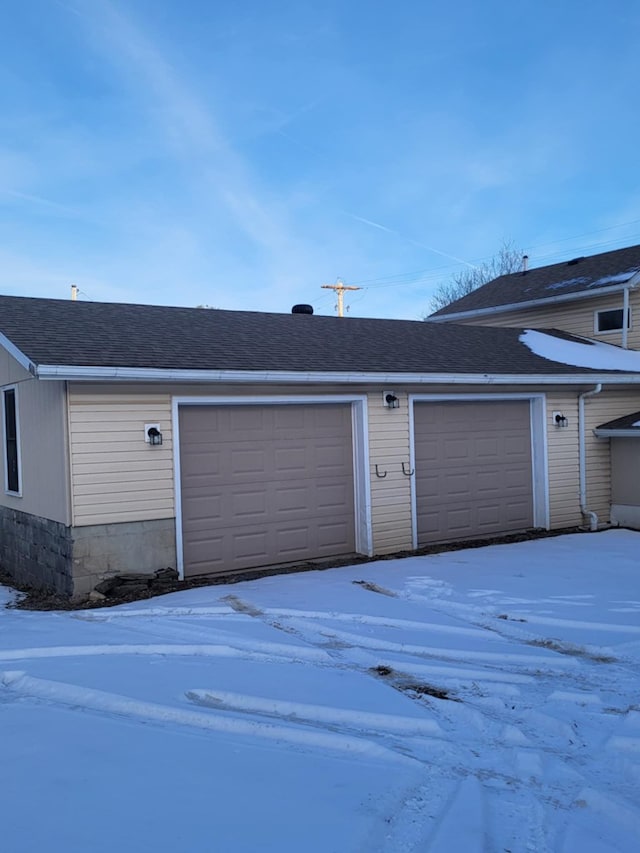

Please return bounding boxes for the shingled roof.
[594,411,640,437]
[0,294,638,380]
[429,243,640,320]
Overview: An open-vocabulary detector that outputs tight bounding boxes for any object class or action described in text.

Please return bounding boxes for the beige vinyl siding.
[0,378,70,524]
[367,390,413,553]
[69,387,173,526]
[68,382,640,543]
[545,392,581,528]
[544,388,640,528]
[70,383,416,552]
[459,291,640,349]
[585,390,640,522]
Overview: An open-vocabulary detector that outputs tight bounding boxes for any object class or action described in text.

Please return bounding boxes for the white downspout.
[622,285,630,349]
[578,383,602,531]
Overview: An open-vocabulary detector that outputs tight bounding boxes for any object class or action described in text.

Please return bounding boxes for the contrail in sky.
[342,211,478,269]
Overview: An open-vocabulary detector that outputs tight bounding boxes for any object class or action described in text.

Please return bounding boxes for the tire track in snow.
[0,671,415,766]
[0,642,330,665]
[220,588,640,849]
[185,688,443,737]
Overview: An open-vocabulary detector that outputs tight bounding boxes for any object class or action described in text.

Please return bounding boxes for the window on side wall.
[3,387,21,495]
[595,307,631,333]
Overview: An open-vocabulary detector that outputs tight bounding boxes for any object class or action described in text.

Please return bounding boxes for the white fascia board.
[593,428,640,438]
[33,364,640,385]
[0,332,36,374]
[427,277,640,323]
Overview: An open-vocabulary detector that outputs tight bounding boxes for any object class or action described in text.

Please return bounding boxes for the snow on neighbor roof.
[2,293,640,381]
[520,330,640,371]
[429,243,640,319]
[594,410,640,437]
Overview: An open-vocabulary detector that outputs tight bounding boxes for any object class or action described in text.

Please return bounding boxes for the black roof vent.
[291,304,314,315]
[567,256,584,266]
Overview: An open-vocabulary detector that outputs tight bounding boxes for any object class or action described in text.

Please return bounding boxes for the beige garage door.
[414,400,533,544]
[179,404,356,577]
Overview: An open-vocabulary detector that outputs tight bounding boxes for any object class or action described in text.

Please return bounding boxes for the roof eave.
[0,332,36,374]
[594,428,640,438]
[427,275,640,323]
[33,364,640,385]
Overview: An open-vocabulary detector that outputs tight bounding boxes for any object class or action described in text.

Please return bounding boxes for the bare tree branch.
[426,240,524,314]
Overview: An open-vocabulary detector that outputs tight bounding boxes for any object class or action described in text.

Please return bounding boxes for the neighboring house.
[427,243,640,350]
[0,294,639,598]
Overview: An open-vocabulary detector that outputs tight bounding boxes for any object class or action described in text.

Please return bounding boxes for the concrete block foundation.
[0,505,74,596]
[0,508,177,599]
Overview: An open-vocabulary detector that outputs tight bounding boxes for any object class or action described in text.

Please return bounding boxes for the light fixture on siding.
[553,411,568,428]
[383,391,400,409]
[145,423,163,445]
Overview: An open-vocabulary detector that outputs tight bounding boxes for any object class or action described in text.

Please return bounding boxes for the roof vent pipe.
[522,255,529,274]
[291,304,314,315]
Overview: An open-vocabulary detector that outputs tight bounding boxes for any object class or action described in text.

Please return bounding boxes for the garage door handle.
[402,462,415,477]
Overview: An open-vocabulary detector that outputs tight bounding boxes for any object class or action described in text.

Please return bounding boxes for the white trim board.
[171,394,372,580]
[1,385,23,498]
[0,333,35,374]
[34,364,640,385]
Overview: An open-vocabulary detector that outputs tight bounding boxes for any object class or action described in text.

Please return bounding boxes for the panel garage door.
[414,400,534,544]
[179,404,355,577]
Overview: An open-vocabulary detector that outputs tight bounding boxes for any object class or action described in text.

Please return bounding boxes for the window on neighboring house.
[3,387,20,494]
[595,307,632,333]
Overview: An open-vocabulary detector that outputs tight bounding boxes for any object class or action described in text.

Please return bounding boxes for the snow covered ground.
[1,530,639,852]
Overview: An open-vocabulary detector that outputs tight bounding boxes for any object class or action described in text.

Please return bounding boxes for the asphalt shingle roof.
[595,411,640,432]
[430,243,640,318]
[0,294,635,377]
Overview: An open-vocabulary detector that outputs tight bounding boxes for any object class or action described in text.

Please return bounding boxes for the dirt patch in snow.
[371,665,461,703]
[527,638,617,664]
[352,580,398,597]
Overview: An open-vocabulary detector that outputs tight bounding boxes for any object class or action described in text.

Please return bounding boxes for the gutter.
[578,383,603,531]
[32,365,640,385]
[427,270,640,323]
[594,427,640,439]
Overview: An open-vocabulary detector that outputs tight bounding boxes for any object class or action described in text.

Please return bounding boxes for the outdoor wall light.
[553,411,568,429]
[145,423,163,445]
[383,391,400,409]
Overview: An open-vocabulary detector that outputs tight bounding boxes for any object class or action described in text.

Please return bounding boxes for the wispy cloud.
[74,0,302,267]
[0,189,81,217]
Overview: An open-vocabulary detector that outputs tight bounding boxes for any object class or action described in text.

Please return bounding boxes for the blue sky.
[1,0,640,320]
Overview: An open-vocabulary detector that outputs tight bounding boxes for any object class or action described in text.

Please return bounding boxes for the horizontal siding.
[545,392,581,528]
[585,391,640,523]
[545,389,640,529]
[461,291,640,349]
[69,388,173,526]
[0,379,70,524]
[367,391,413,553]
[68,383,639,547]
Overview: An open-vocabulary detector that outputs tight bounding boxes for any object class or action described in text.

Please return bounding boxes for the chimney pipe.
[522,255,529,274]
[71,285,79,301]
